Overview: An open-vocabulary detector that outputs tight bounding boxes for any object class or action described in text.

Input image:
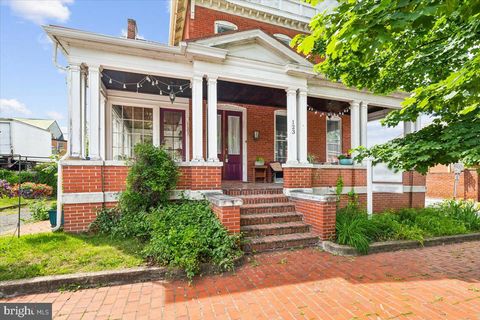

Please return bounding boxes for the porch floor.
[221,180,283,190]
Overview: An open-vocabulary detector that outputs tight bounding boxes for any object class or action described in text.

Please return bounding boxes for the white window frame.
[326,116,342,163]
[274,109,287,163]
[273,34,292,46]
[214,20,238,34]
[105,90,190,161]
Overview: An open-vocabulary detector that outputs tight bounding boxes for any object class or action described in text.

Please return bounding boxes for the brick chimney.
[127,19,137,39]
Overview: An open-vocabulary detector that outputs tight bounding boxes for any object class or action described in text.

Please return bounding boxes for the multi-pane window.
[327,118,342,163]
[160,109,185,161]
[275,114,287,163]
[112,105,153,160]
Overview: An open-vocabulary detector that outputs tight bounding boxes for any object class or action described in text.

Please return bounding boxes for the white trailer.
[0,119,52,167]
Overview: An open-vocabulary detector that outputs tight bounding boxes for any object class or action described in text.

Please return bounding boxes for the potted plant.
[48,201,64,228]
[255,156,265,166]
[338,153,354,165]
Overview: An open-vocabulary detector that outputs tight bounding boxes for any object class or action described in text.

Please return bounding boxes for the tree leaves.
[295,0,480,170]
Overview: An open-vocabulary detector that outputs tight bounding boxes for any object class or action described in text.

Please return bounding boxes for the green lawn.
[0,197,32,210]
[0,232,144,281]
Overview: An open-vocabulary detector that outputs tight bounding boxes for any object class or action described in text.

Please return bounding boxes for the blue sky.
[0,0,171,132]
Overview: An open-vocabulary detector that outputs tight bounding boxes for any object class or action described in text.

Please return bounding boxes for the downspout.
[52,154,68,231]
[51,39,69,231]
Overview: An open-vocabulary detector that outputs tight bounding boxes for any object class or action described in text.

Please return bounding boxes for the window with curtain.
[160,109,185,161]
[326,118,342,162]
[275,113,287,163]
[112,105,153,160]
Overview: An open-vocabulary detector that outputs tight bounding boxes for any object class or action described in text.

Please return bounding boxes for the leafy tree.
[293,0,480,173]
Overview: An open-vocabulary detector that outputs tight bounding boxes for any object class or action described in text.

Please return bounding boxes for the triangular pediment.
[192,29,311,67]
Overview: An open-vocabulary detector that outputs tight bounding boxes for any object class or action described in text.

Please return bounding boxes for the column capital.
[192,74,203,82]
[286,88,297,95]
[87,64,102,72]
[298,88,308,96]
[68,64,81,72]
[207,74,218,82]
[350,100,361,107]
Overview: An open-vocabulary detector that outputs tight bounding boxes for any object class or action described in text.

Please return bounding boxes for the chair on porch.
[269,162,283,183]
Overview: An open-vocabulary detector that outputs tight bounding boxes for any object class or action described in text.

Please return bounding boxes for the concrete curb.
[0,256,246,298]
[321,232,480,256]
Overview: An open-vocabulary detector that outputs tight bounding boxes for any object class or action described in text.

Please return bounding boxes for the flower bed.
[335,199,480,254]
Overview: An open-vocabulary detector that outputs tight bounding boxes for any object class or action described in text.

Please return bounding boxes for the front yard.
[0,233,144,281]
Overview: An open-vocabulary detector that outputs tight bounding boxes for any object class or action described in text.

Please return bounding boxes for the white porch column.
[192,74,204,161]
[88,65,101,160]
[297,88,308,164]
[360,102,368,147]
[286,88,298,164]
[403,121,414,136]
[350,100,361,150]
[68,63,82,158]
[207,75,218,162]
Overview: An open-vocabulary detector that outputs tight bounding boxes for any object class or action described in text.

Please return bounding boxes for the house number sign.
[291,120,296,134]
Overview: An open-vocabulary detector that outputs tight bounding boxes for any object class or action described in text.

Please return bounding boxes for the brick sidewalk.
[3,241,480,320]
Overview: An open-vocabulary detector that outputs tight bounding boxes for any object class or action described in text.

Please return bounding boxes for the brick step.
[242,232,319,253]
[240,212,303,226]
[240,202,296,215]
[239,194,290,205]
[223,188,283,196]
[241,221,310,237]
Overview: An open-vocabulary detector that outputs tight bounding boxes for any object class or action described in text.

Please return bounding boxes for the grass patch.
[336,199,480,254]
[0,197,32,210]
[0,232,144,281]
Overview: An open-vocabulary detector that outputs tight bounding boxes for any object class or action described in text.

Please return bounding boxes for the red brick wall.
[337,193,426,213]
[292,198,336,240]
[184,5,303,41]
[63,166,128,193]
[312,168,366,187]
[426,170,479,201]
[63,202,116,233]
[283,167,313,189]
[211,204,240,233]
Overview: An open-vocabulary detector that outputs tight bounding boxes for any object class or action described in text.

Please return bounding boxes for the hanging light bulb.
[155,80,159,85]
[137,83,140,88]
[180,86,184,93]
[109,78,112,84]
[159,90,163,95]
[146,76,151,82]
[123,83,126,89]
[169,91,176,103]
[167,85,171,90]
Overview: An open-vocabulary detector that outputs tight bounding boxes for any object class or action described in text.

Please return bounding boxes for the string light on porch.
[307,105,350,118]
[101,73,191,103]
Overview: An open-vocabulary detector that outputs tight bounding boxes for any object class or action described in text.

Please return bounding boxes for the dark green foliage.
[29,200,50,221]
[119,143,178,213]
[17,171,36,184]
[0,169,18,184]
[32,161,58,194]
[336,200,480,253]
[144,201,242,279]
[90,207,152,241]
[293,0,480,171]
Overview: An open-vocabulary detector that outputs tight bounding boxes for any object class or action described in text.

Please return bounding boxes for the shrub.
[119,143,179,213]
[143,201,242,279]
[12,183,53,199]
[0,169,18,184]
[29,200,50,221]
[90,207,152,240]
[32,161,58,194]
[0,180,14,198]
[17,171,36,184]
[435,199,480,231]
[335,205,373,254]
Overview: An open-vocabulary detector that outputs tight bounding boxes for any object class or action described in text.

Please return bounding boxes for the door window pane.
[275,114,287,163]
[228,115,240,155]
[111,105,153,160]
[327,118,342,162]
[161,109,185,161]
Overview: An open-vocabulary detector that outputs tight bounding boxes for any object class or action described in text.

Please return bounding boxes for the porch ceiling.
[102,69,387,114]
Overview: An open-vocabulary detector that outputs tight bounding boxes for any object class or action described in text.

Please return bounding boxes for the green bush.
[90,207,152,240]
[0,169,18,184]
[32,161,58,194]
[29,200,49,221]
[119,143,179,213]
[335,199,480,254]
[143,201,242,279]
[17,171,36,184]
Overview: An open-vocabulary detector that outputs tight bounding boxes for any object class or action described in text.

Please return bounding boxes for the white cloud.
[7,0,74,25]
[46,111,64,121]
[0,98,32,116]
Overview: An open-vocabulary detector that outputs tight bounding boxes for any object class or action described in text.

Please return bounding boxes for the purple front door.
[218,111,242,180]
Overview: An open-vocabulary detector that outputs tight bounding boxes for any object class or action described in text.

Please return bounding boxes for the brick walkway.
[3,241,480,320]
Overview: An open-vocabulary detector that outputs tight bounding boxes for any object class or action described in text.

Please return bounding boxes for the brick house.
[44,0,426,250]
